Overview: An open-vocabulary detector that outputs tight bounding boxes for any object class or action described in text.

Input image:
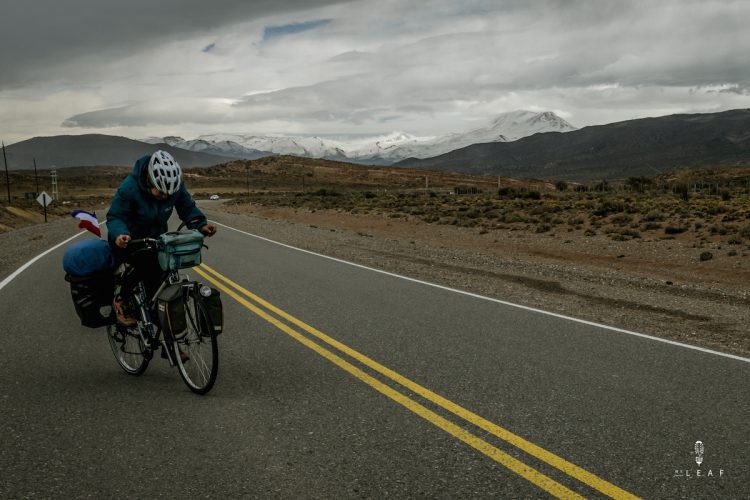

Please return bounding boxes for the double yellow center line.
[194,262,638,499]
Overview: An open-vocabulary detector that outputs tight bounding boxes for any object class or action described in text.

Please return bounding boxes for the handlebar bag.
[156,283,187,337]
[158,231,204,271]
[64,271,116,328]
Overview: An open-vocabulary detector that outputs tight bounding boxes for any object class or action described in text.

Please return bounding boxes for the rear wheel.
[174,292,218,394]
[107,324,149,375]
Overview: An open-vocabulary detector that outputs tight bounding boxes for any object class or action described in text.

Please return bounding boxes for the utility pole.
[245,163,250,197]
[50,169,59,208]
[2,142,10,204]
[33,157,40,195]
[51,169,59,201]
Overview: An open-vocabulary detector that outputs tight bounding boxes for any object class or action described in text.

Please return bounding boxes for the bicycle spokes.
[174,293,218,394]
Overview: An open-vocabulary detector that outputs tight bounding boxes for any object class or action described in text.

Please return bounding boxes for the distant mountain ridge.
[7,109,745,181]
[142,110,577,164]
[395,109,750,181]
[3,134,229,170]
[141,136,273,160]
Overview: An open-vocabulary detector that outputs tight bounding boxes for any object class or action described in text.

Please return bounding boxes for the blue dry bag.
[63,239,115,277]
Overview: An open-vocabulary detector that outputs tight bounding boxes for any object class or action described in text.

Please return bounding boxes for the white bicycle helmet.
[147,150,182,195]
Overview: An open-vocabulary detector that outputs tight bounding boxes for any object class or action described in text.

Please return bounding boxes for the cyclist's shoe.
[179,349,190,363]
[161,345,190,363]
[112,324,127,343]
[113,295,137,327]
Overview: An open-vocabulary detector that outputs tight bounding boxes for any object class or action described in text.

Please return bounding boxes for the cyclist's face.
[150,187,169,200]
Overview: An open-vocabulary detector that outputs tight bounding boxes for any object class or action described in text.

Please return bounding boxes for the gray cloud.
[0,0,352,89]
[7,0,750,142]
[62,98,236,127]
[718,85,750,95]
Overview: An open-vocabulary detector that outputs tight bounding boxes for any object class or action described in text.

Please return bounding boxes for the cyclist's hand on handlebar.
[115,234,132,248]
[200,224,217,237]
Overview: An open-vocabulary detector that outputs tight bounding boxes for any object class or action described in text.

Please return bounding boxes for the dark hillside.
[396,109,750,181]
[4,134,228,170]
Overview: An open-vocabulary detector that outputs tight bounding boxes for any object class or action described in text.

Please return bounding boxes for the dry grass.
[225,166,750,255]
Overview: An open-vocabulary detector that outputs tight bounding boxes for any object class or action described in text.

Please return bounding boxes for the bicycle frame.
[128,266,209,365]
[117,238,182,363]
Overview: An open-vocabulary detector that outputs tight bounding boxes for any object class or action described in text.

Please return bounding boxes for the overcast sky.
[2,0,749,144]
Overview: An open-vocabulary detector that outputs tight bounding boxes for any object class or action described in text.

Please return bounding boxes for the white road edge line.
[0,222,104,292]
[211,219,750,364]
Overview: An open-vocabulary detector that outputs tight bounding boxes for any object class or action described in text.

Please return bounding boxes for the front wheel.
[107,324,149,375]
[174,292,218,394]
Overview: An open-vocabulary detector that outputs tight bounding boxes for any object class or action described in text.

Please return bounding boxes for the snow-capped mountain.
[204,134,348,158]
[341,132,432,161]
[359,110,577,161]
[141,136,272,160]
[485,110,577,140]
[142,110,576,164]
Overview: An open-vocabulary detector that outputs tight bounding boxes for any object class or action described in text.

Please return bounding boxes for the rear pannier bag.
[65,272,116,328]
[158,231,204,271]
[204,288,223,335]
[156,283,187,337]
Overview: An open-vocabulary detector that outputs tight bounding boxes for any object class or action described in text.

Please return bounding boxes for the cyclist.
[107,150,217,324]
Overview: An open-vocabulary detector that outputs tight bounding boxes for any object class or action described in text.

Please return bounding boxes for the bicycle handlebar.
[126,237,159,248]
[121,238,162,260]
[177,216,205,232]
[128,237,159,245]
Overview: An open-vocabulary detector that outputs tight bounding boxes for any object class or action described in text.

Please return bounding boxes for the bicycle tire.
[174,291,218,394]
[107,324,149,375]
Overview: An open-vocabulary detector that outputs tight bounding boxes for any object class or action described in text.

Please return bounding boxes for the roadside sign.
[37,191,53,207]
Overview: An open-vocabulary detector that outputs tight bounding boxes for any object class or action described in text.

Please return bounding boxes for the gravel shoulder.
[0,218,85,284]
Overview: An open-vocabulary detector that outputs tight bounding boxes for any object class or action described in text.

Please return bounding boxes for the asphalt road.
[0,212,748,499]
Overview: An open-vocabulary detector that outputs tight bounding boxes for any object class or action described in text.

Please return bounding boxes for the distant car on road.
[209,194,220,200]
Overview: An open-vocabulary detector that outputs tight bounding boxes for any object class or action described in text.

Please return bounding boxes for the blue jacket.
[106,155,207,248]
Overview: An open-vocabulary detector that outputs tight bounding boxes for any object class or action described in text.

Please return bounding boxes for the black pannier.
[157,284,223,337]
[157,283,187,338]
[204,288,223,335]
[65,272,116,328]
